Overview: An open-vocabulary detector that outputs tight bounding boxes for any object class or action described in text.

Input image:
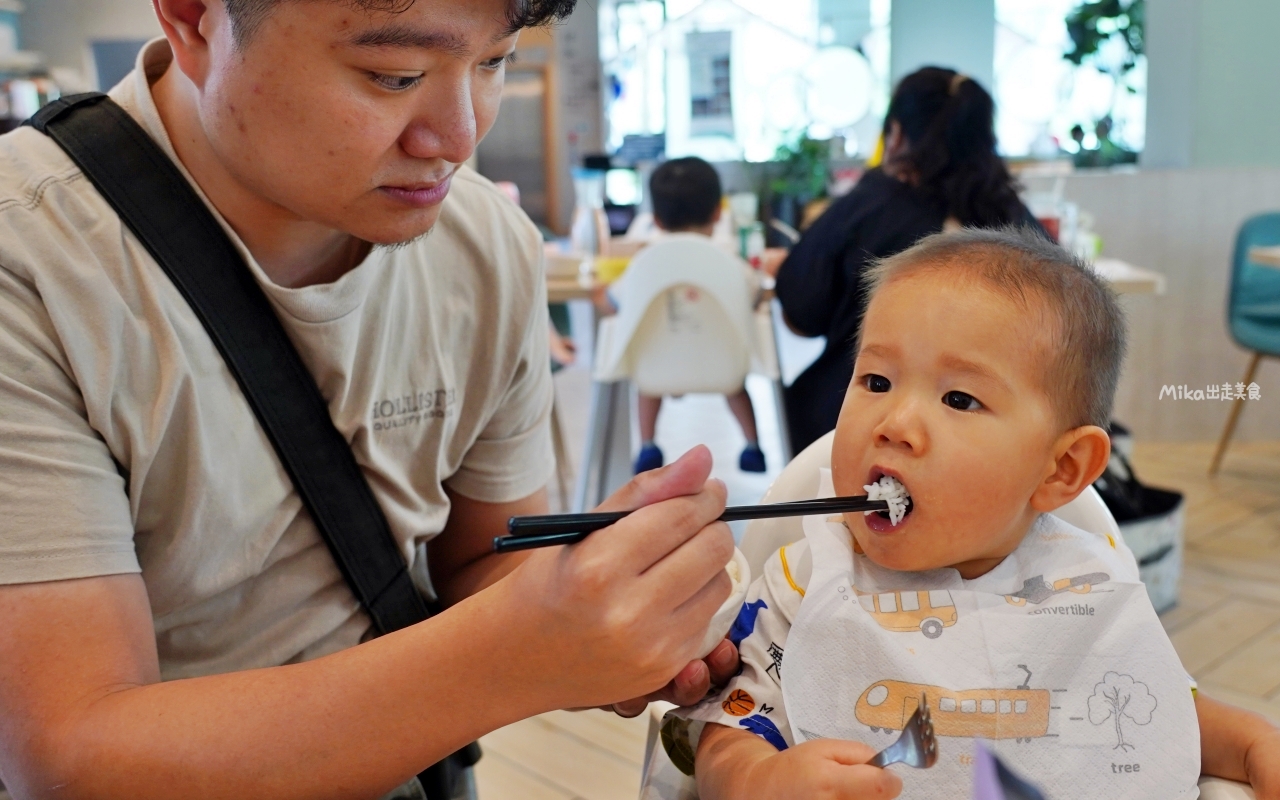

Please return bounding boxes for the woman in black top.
[774,66,1039,452]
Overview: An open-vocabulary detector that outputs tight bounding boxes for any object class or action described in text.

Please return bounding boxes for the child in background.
[605,157,766,475]
[665,228,1231,798]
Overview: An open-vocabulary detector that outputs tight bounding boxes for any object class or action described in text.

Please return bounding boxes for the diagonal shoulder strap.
[27,93,430,634]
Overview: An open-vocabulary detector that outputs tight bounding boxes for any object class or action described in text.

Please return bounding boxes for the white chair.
[641,431,1251,798]
[574,236,789,511]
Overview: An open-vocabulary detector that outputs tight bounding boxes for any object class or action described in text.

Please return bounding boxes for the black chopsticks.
[493,495,889,553]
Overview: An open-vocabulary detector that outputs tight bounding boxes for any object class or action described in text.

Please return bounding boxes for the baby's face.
[832,270,1063,578]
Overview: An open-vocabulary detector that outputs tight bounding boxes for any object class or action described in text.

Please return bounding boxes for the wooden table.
[1092,258,1166,295]
[552,258,1163,302]
[546,274,596,304]
[548,271,778,305]
[1249,246,1280,268]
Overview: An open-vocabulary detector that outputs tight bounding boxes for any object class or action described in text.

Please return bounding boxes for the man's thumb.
[594,445,716,513]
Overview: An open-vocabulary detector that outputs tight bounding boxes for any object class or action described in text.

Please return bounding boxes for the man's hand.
[759,247,789,279]
[433,447,741,718]
[697,723,903,800]
[591,447,738,714]
[493,445,735,712]
[607,639,740,717]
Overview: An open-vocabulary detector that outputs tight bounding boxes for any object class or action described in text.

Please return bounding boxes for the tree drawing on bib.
[1088,672,1156,751]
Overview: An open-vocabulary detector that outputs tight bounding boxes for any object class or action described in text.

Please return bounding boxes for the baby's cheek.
[944,447,1025,507]
[829,456,861,495]
[941,486,1022,552]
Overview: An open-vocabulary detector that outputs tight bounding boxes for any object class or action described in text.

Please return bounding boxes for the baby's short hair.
[650,157,723,231]
[863,227,1126,430]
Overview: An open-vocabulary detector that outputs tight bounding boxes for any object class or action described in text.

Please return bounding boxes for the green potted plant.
[765,134,829,246]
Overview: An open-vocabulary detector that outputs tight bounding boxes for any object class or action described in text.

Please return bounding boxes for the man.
[0,1,742,798]
[5,5,1277,800]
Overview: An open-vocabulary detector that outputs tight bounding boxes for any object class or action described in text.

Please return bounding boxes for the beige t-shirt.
[0,40,554,680]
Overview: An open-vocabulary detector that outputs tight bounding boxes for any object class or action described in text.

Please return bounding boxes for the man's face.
[195,0,517,243]
[830,269,1063,578]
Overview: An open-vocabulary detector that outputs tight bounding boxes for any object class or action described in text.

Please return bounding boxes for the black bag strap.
[30,92,481,800]
[27,93,429,634]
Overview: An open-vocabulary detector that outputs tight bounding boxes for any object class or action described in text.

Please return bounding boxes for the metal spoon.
[868,693,939,769]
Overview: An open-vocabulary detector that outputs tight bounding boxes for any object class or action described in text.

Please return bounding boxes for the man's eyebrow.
[938,353,1011,391]
[346,24,472,58]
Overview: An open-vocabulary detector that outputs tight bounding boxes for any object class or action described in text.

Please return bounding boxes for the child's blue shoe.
[739,444,766,473]
[634,444,664,474]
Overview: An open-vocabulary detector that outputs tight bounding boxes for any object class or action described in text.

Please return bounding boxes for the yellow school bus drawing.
[855,680,1051,741]
[855,589,957,639]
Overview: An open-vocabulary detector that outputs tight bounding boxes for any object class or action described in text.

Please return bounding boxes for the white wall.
[1143,0,1199,168]
[551,2,604,233]
[1189,0,1280,168]
[1145,0,1280,169]
[889,0,995,91]
[1025,168,1280,442]
[22,0,160,83]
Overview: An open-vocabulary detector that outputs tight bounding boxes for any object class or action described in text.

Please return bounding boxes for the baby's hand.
[1246,729,1280,800]
[746,740,903,799]
[697,723,902,800]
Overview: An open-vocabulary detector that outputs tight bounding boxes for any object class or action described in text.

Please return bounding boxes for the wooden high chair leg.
[1209,351,1263,476]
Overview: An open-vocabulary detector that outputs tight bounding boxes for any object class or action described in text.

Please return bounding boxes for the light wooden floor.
[1136,441,1280,721]
[482,367,1280,797]
[474,708,650,799]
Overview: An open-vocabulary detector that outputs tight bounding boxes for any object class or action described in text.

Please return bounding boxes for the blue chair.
[1210,213,1280,475]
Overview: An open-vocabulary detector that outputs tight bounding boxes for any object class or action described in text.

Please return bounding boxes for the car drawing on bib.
[1003,572,1110,606]
[855,589,957,639]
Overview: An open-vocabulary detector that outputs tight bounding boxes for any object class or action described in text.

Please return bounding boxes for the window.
[601,1,667,149]
[899,591,920,612]
[981,699,997,714]
[878,593,897,613]
[999,699,1013,714]
[858,594,876,613]
[1015,700,1029,714]
[600,0,892,161]
[939,697,957,712]
[993,0,1145,159]
[865,684,890,706]
[928,590,954,608]
[961,699,977,713]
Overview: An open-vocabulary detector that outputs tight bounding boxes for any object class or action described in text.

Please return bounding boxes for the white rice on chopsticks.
[864,476,911,526]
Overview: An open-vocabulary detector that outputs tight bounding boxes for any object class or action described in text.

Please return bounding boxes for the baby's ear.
[1030,425,1111,513]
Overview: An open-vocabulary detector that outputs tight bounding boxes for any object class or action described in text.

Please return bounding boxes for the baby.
[668,227,1202,798]
[603,157,767,476]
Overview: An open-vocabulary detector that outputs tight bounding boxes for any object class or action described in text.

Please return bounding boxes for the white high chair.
[640,431,1253,799]
[574,236,790,512]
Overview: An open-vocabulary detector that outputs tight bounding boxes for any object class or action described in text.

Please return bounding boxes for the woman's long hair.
[883,67,1023,227]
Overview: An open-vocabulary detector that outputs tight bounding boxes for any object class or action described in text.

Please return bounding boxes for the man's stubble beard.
[373,225,435,252]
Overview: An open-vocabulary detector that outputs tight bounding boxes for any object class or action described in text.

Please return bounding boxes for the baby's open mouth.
[864,471,914,526]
